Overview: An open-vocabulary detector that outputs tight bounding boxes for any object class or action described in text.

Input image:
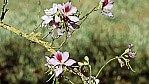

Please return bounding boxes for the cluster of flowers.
[41,2,79,37]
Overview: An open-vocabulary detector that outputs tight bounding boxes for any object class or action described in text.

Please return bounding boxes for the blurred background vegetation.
[0,0,149,84]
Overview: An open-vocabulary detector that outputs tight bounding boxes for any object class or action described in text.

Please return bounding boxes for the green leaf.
[78,62,84,66]
[84,56,89,63]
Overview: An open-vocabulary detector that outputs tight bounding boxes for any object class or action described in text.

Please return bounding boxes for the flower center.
[65,5,71,13]
[56,53,62,62]
[102,0,108,9]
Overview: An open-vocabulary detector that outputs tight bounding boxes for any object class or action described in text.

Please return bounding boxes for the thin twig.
[59,35,68,49]
[79,6,98,25]
[95,57,117,78]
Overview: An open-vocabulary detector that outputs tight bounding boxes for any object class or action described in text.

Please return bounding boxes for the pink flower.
[100,0,114,17]
[45,51,76,77]
[58,2,79,22]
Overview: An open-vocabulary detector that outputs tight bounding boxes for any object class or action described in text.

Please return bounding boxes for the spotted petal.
[57,29,63,36]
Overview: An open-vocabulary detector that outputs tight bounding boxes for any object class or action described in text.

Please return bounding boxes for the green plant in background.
[0,0,149,84]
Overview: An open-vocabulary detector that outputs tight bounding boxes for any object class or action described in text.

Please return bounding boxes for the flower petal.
[57,29,64,36]
[101,0,105,2]
[41,15,53,23]
[52,3,58,14]
[45,63,49,66]
[62,52,69,62]
[68,16,79,22]
[55,15,61,23]
[45,56,50,62]
[68,23,75,30]
[41,15,48,20]
[64,59,76,66]
[44,4,57,15]
[44,9,54,15]
[57,4,64,14]
[49,58,60,66]
[95,79,100,84]
[44,9,50,15]
[104,3,113,10]
[69,7,77,14]
[103,12,113,17]
[55,66,63,77]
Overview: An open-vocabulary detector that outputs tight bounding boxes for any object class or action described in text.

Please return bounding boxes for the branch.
[0,0,9,21]
[0,22,56,54]
[79,6,98,25]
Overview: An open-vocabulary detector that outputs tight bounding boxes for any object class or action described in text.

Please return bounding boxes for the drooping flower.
[58,2,79,22]
[45,51,76,77]
[100,0,114,17]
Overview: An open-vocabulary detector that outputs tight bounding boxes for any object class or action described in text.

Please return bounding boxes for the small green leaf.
[78,62,84,66]
[84,56,89,63]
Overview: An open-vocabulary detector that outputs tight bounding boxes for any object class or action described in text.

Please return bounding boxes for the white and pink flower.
[100,0,114,17]
[41,2,80,38]
[45,51,76,77]
[41,3,58,27]
[58,2,79,22]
